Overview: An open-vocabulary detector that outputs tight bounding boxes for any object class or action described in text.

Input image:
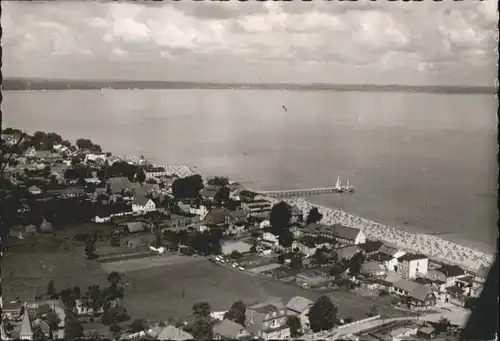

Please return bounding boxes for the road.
[328,309,470,339]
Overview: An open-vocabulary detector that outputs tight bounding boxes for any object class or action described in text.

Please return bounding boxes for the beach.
[283,197,495,272]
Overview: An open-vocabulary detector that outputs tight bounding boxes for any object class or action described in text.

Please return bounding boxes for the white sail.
[335,176,341,189]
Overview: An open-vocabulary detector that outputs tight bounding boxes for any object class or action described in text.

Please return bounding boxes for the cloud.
[1,0,497,84]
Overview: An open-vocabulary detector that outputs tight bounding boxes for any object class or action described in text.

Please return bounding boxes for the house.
[28,185,42,195]
[223,223,246,236]
[84,178,101,185]
[39,219,53,232]
[144,166,169,179]
[200,188,218,201]
[331,224,366,245]
[125,222,146,234]
[286,296,314,331]
[436,264,466,287]
[358,241,385,256]
[132,195,156,212]
[335,245,363,261]
[189,204,209,220]
[157,325,193,341]
[25,224,37,234]
[414,277,447,302]
[61,187,86,199]
[396,253,429,279]
[204,207,235,226]
[290,205,303,223]
[292,240,317,258]
[213,319,249,340]
[240,199,272,219]
[392,279,437,308]
[106,177,134,194]
[238,190,259,202]
[75,299,105,316]
[222,241,252,255]
[372,245,407,270]
[417,326,437,340]
[245,301,290,340]
[361,261,386,277]
[168,213,200,230]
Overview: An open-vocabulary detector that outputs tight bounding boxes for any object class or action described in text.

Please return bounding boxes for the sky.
[2,1,498,85]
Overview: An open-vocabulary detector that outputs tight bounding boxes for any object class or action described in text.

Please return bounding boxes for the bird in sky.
[282,105,288,112]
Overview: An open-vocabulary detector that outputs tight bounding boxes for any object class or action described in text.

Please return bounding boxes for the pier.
[257,186,354,198]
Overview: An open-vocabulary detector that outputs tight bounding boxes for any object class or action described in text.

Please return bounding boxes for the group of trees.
[267,201,295,247]
[307,295,339,332]
[172,174,204,199]
[163,229,223,256]
[76,138,101,153]
[30,131,70,151]
[306,207,323,225]
[188,302,214,341]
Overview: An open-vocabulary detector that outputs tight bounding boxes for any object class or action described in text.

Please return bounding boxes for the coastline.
[278,197,494,272]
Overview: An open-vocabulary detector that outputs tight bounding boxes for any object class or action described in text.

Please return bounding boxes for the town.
[0,128,486,341]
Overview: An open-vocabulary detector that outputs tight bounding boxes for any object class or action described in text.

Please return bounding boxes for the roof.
[19,310,33,337]
[331,224,363,240]
[358,241,385,253]
[126,222,145,233]
[134,195,151,206]
[204,207,232,225]
[419,326,436,335]
[28,185,41,192]
[213,319,244,339]
[397,253,428,262]
[335,245,362,260]
[249,301,284,315]
[200,188,218,198]
[157,325,193,341]
[437,264,465,278]
[393,279,433,301]
[426,270,447,283]
[286,296,314,314]
[378,245,402,256]
[361,261,385,274]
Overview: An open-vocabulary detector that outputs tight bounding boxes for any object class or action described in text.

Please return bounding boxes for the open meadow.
[2,236,109,302]
[119,258,407,322]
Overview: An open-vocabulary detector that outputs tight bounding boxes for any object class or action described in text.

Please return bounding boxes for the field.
[2,237,109,302]
[99,254,201,273]
[119,259,407,322]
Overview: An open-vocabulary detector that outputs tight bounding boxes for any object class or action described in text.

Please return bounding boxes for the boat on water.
[334,176,355,193]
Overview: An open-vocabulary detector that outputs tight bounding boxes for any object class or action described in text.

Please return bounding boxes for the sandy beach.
[280,197,494,272]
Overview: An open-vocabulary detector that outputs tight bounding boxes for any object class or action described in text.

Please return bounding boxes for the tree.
[230,251,242,260]
[348,252,364,275]
[278,229,294,247]
[47,311,61,339]
[101,306,130,326]
[172,174,204,199]
[224,300,246,325]
[250,245,257,254]
[47,280,56,296]
[367,305,378,317]
[64,314,84,339]
[286,315,302,337]
[306,207,323,224]
[435,317,452,334]
[313,249,328,265]
[214,186,230,205]
[107,272,122,289]
[110,324,122,338]
[76,138,94,150]
[290,256,303,270]
[269,201,291,234]
[192,316,214,341]
[135,170,146,184]
[308,295,338,332]
[130,319,146,333]
[207,176,229,187]
[192,302,211,317]
[277,254,285,264]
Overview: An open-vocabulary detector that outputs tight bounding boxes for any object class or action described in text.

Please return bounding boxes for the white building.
[132,196,156,212]
[396,254,429,279]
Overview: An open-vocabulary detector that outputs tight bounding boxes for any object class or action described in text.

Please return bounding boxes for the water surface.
[3,89,497,251]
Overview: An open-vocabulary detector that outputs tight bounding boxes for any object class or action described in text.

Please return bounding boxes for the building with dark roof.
[245,301,290,340]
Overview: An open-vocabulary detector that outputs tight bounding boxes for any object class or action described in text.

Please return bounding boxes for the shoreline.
[278,197,494,272]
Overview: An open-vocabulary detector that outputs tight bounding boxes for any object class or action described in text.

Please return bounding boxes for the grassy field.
[2,237,109,302]
[120,259,407,322]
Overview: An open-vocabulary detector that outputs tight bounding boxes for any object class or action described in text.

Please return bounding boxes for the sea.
[3,89,498,253]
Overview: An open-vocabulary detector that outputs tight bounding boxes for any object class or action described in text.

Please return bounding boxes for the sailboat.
[334,176,342,191]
